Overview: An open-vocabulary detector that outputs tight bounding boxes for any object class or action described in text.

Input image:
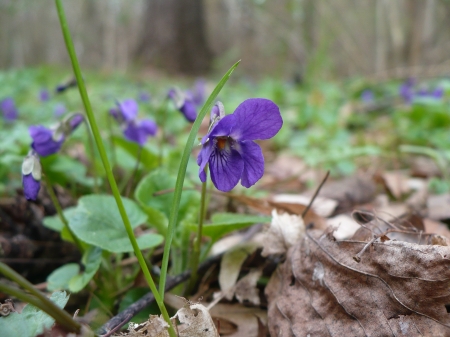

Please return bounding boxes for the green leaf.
[187,213,271,242]
[47,264,79,292]
[135,169,200,235]
[68,194,163,252]
[69,246,102,292]
[41,155,97,187]
[113,136,159,170]
[0,291,69,337]
[43,207,77,232]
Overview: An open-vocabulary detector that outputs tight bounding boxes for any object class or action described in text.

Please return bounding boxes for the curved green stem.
[55,1,175,336]
[159,60,240,298]
[0,262,81,333]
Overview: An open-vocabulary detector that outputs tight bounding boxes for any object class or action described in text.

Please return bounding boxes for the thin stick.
[301,170,330,218]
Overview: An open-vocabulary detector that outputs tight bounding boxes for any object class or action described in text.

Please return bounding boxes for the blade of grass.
[159,60,241,297]
[54,1,175,336]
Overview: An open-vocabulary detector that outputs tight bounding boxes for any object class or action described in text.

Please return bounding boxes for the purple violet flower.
[1,97,18,122]
[29,113,84,157]
[21,151,42,201]
[187,79,206,106]
[399,79,415,104]
[54,103,66,117]
[123,119,158,146]
[360,89,374,103]
[110,99,158,146]
[168,88,197,122]
[29,125,65,156]
[197,98,283,192]
[138,92,151,102]
[39,89,50,102]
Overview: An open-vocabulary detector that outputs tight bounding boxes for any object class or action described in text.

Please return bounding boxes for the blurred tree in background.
[135,0,212,75]
[0,0,450,80]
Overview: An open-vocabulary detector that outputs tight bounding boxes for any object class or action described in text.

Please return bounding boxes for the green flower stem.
[187,167,208,294]
[159,60,240,298]
[85,120,99,193]
[42,173,84,253]
[55,2,175,336]
[0,262,81,333]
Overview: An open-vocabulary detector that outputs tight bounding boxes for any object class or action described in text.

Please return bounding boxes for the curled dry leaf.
[123,315,169,337]
[234,269,262,306]
[265,228,450,336]
[175,303,219,337]
[261,210,305,257]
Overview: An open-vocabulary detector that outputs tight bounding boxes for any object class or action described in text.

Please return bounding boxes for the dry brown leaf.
[234,269,262,306]
[209,303,267,337]
[314,174,377,213]
[219,243,259,300]
[272,194,338,218]
[377,171,411,199]
[123,315,169,337]
[175,303,219,337]
[260,210,305,257]
[427,193,450,220]
[327,214,361,240]
[265,228,450,336]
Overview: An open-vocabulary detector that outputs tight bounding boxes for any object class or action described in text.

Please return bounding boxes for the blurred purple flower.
[187,79,206,106]
[399,78,415,104]
[197,98,283,192]
[360,89,374,103]
[110,99,157,146]
[168,88,197,122]
[54,103,66,117]
[39,89,50,102]
[29,125,64,156]
[29,113,84,157]
[138,92,151,102]
[21,151,42,201]
[399,78,444,103]
[55,78,77,94]
[1,97,18,122]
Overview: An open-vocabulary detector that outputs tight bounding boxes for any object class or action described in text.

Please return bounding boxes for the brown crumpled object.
[265,227,450,336]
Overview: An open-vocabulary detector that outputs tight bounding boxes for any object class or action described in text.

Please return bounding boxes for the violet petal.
[29,125,64,156]
[237,140,264,188]
[209,146,244,192]
[119,99,138,122]
[180,100,197,122]
[22,174,41,200]
[197,141,214,182]
[229,98,282,141]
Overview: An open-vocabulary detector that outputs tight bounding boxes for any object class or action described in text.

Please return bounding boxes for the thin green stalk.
[85,120,99,193]
[122,146,143,197]
[187,167,208,294]
[42,173,83,252]
[54,2,175,336]
[159,60,240,298]
[0,262,81,333]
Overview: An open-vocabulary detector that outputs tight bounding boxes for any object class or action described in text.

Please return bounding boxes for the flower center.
[216,137,227,150]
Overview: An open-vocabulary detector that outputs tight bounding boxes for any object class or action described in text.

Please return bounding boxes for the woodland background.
[1,0,450,80]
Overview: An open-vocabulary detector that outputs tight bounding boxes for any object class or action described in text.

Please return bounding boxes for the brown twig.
[301,170,330,218]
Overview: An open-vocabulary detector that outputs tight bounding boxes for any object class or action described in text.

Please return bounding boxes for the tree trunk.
[136,0,212,75]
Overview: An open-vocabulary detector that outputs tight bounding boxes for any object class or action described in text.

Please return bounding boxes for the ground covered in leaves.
[1,67,450,336]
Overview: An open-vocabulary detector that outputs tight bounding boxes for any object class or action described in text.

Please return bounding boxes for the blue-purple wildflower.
[110,99,157,146]
[39,89,50,102]
[168,88,197,122]
[29,113,85,157]
[1,97,18,122]
[138,92,151,102]
[360,89,374,103]
[399,79,444,104]
[54,103,66,117]
[22,151,42,201]
[197,98,283,192]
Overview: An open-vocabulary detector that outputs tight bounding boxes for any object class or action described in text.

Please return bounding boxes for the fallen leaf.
[219,243,259,300]
[175,303,219,337]
[261,210,305,257]
[427,193,450,220]
[234,269,262,306]
[327,214,361,240]
[377,171,411,199]
[124,315,169,337]
[265,227,450,336]
[272,194,338,218]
